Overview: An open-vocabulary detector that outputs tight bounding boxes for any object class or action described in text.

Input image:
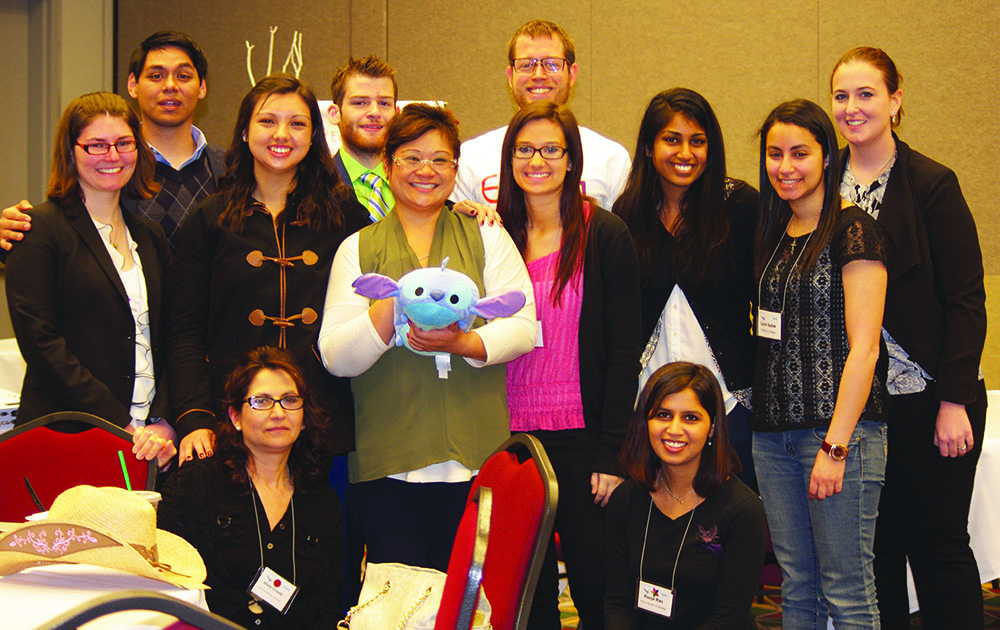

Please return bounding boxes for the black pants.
[873,381,986,629]
[527,429,609,630]
[353,476,472,573]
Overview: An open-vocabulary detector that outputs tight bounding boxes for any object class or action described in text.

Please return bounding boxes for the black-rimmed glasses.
[511,57,568,74]
[245,395,305,411]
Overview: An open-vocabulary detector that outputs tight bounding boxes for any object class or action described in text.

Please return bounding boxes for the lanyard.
[248,473,297,584]
[757,223,813,316]
[640,495,695,590]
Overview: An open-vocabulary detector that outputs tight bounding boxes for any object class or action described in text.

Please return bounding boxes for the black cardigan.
[5,198,172,427]
[838,137,985,405]
[578,207,643,475]
[637,180,759,394]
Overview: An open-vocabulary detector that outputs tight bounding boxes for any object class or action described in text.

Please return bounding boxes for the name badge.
[248,566,299,614]
[757,309,781,340]
[635,579,674,618]
[535,320,544,348]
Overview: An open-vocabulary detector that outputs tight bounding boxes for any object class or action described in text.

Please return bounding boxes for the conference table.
[0,337,22,433]
[0,561,208,630]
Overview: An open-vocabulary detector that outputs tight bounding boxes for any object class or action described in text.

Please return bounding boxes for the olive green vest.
[349,208,511,482]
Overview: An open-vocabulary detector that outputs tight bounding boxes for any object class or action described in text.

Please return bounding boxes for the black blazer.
[838,137,986,405]
[5,198,172,427]
[332,148,352,186]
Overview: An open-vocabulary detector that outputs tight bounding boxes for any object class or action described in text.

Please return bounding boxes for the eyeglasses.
[511,57,568,74]
[76,139,139,155]
[245,395,305,411]
[512,145,568,160]
[391,155,458,172]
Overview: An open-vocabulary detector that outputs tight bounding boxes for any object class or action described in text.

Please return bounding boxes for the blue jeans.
[753,421,886,629]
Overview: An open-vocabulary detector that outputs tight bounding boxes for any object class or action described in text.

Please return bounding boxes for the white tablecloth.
[0,564,208,629]
[0,337,25,393]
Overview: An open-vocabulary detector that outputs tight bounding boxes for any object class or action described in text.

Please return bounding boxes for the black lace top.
[751,206,890,431]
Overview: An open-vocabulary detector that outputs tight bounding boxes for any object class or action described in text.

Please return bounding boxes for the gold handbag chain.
[336,580,433,630]
[337,580,391,629]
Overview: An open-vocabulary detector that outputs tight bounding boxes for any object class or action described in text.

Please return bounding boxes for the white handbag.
[338,562,491,630]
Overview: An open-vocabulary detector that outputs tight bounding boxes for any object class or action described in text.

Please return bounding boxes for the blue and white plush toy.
[352,257,526,378]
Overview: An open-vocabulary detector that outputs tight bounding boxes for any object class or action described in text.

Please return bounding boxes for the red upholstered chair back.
[435,487,491,630]
[458,433,557,630]
[0,412,155,521]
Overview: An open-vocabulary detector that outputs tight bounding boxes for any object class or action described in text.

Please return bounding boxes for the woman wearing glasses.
[160,346,342,630]
[5,91,177,468]
[319,104,535,571]
[496,100,642,630]
[168,76,368,464]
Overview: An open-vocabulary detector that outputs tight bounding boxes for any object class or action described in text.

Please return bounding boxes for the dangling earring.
[707,436,713,447]
[242,133,247,142]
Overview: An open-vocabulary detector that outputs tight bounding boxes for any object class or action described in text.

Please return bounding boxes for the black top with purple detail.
[605,476,766,629]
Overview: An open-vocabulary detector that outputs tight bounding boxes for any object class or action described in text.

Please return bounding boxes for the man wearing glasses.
[451,20,630,210]
[1,31,222,251]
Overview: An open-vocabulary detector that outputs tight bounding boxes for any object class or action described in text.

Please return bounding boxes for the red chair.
[35,590,243,630]
[0,411,156,521]
[436,433,558,630]
[435,486,492,630]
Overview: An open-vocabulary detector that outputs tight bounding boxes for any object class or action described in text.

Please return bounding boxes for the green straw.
[117,450,133,491]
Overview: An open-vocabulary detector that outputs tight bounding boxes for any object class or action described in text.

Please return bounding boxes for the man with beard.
[327,56,397,221]
[451,19,630,210]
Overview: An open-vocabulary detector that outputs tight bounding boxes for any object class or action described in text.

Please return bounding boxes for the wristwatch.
[822,440,850,461]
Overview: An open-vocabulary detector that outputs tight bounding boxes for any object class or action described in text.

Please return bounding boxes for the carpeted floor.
[557,583,1000,628]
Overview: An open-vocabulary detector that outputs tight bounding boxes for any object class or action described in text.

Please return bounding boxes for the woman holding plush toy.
[496,100,642,630]
[318,103,535,572]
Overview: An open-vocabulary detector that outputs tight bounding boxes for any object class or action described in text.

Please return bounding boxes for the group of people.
[0,17,985,630]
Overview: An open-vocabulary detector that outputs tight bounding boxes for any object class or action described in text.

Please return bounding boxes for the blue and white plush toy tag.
[352,257,526,379]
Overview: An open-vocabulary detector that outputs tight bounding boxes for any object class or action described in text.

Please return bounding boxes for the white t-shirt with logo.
[451,124,632,210]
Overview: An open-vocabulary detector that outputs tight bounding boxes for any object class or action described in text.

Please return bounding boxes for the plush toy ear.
[471,290,526,319]
[353,273,401,299]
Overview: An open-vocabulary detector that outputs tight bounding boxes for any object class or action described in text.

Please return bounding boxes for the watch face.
[829,444,848,461]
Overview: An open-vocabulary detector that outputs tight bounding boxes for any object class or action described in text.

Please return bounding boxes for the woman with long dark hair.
[497,100,642,629]
[613,88,759,488]
[752,99,889,628]
[160,346,341,629]
[831,47,987,628]
[606,362,765,629]
[168,75,368,463]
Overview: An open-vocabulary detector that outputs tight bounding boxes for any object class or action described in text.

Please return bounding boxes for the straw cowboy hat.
[0,485,206,589]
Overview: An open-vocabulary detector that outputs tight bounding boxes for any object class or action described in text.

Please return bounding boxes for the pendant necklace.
[657,469,695,504]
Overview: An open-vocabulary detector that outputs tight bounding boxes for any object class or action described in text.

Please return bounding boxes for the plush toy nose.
[430,289,445,301]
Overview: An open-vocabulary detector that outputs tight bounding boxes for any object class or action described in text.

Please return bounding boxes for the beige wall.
[0,0,114,339]
[6,1,999,384]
